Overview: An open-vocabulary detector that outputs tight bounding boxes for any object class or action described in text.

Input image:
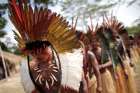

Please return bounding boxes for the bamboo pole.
[0,46,8,80]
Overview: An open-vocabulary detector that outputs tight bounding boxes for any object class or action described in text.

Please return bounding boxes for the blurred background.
[0,0,139,93]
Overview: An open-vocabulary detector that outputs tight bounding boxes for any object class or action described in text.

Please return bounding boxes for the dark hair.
[25,40,51,50]
[118,29,128,35]
[129,36,134,40]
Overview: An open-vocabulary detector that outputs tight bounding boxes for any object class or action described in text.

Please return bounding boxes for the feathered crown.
[87,26,98,41]
[102,15,126,34]
[8,0,79,53]
[86,16,98,44]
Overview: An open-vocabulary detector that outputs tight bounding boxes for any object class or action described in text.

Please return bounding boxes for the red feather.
[10,0,22,23]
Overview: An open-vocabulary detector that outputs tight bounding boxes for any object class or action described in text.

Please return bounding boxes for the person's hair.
[118,29,128,35]
[25,41,51,55]
[129,36,134,40]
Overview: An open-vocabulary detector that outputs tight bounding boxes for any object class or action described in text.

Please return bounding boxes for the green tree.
[127,24,140,35]
[34,0,55,5]
[0,2,9,52]
[0,3,8,10]
[9,45,22,55]
[60,0,118,17]
[0,16,9,51]
[34,0,57,8]
[33,0,122,31]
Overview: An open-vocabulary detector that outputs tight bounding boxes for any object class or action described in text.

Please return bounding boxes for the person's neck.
[36,59,51,65]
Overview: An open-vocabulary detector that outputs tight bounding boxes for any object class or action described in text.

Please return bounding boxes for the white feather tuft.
[60,49,83,91]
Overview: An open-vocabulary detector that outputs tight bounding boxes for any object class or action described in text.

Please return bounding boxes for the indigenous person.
[134,34,140,56]
[128,36,139,64]
[118,29,135,66]
[101,26,128,93]
[80,33,102,93]
[8,0,85,93]
[102,16,137,93]
[117,30,137,93]
[95,26,116,93]
[25,41,61,93]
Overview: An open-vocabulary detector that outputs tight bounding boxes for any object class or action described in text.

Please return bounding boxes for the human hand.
[129,62,134,67]
[124,69,128,79]
[99,65,104,70]
[96,87,102,93]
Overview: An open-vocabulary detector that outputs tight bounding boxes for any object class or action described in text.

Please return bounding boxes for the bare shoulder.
[87,51,95,58]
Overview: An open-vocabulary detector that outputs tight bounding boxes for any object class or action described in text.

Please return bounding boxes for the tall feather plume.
[86,16,98,44]
[71,16,78,32]
[102,15,125,33]
[8,0,79,53]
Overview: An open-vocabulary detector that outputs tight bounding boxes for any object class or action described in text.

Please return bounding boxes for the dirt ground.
[0,61,140,93]
[0,74,25,93]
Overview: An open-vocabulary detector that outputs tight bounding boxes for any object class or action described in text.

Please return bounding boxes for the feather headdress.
[100,15,128,75]
[8,0,79,53]
[102,15,131,49]
[80,16,99,45]
[87,24,98,43]
[102,15,126,34]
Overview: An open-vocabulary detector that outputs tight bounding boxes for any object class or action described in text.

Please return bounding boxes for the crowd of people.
[77,16,140,93]
[8,0,140,93]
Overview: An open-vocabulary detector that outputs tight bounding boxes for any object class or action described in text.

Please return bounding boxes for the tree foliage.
[0,4,8,10]
[0,6,8,52]
[59,0,118,17]
[34,0,120,17]
[125,0,140,35]
[0,41,9,52]
[0,17,6,29]
[126,0,140,6]
[34,0,54,5]
[127,24,140,35]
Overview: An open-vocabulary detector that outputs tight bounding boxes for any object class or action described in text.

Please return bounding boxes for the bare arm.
[89,52,102,92]
[82,73,89,93]
[99,59,112,69]
[118,56,129,79]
